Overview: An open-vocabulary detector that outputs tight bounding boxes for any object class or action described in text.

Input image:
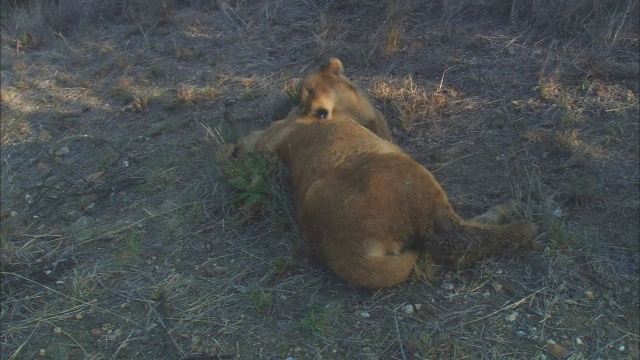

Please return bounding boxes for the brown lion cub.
[295,57,394,142]
[235,114,537,288]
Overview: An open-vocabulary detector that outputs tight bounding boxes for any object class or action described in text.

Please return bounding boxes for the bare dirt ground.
[1,1,638,359]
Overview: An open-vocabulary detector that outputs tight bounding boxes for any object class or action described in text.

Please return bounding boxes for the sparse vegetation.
[1,0,638,359]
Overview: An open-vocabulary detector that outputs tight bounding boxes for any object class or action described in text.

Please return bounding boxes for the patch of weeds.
[50,344,69,360]
[119,231,144,258]
[554,129,582,157]
[110,77,133,103]
[283,78,300,105]
[554,101,580,126]
[300,303,328,336]
[247,288,273,313]
[70,268,100,302]
[269,256,292,276]
[222,154,278,216]
[548,218,577,252]
[560,177,597,206]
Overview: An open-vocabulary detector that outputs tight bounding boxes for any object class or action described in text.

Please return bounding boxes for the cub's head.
[299,57,355,120]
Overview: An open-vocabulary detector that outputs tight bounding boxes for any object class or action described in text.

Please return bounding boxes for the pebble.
[53,327,62,334]
[491,282,504,293]
[359,311,371,318]
[576,337,584,346]
[546,343,567,358]
[38,349,47,357]
[504,312,518,322]
[517,330,526,336]
[55,146,70,156]
[76,313,84,320]
[618,345,625,352]
[401,304,422,314]
[584,290,594,299]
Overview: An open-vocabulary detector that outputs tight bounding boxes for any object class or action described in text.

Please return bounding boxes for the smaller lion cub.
[235,114,537,288]
[295,58,395,142]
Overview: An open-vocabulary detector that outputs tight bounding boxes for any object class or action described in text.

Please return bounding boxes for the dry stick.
[431,152,481,173]
[465,286,548,325]
[394,313,408,360]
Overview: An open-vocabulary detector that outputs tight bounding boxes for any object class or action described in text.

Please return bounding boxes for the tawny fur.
[235,115,537,288]
[294,57,395,142]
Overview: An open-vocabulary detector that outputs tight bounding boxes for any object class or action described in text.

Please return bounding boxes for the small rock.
[491,282,504,293]
[618,345,625,352]
[401,304,415,314]
[576,337,584,346]
[75,313,84,320]
[584,290,594,299]
[123,160,130,167]
[546,343,567,358]
[38,349,47,357]
[517,330,526,336]
[10,211,18,217]
[25,194,34,204]
[359,311,371,318]
[361,347,372,353]
[504,312,518,322]
[53,327,62,334]
[55,146,70,156]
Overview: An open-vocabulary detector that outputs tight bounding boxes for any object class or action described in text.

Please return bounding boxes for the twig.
[394,313,407,360]
[432,152,481,173]
[465,286,548,325]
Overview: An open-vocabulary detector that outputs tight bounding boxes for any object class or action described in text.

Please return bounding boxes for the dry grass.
[1,0,638,359]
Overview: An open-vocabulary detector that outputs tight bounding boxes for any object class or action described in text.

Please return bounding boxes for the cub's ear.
[321,57,344,76]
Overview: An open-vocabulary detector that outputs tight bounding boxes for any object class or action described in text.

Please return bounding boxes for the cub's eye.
[306,88,316,96]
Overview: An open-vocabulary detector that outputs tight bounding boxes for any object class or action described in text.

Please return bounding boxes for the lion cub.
[235,114,537,288]
[294,57,394,142]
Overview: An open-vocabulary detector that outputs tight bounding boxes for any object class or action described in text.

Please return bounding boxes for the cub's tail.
[428,201,538,268]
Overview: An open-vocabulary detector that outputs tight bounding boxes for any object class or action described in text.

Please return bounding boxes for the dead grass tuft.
[372,75,459,130]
